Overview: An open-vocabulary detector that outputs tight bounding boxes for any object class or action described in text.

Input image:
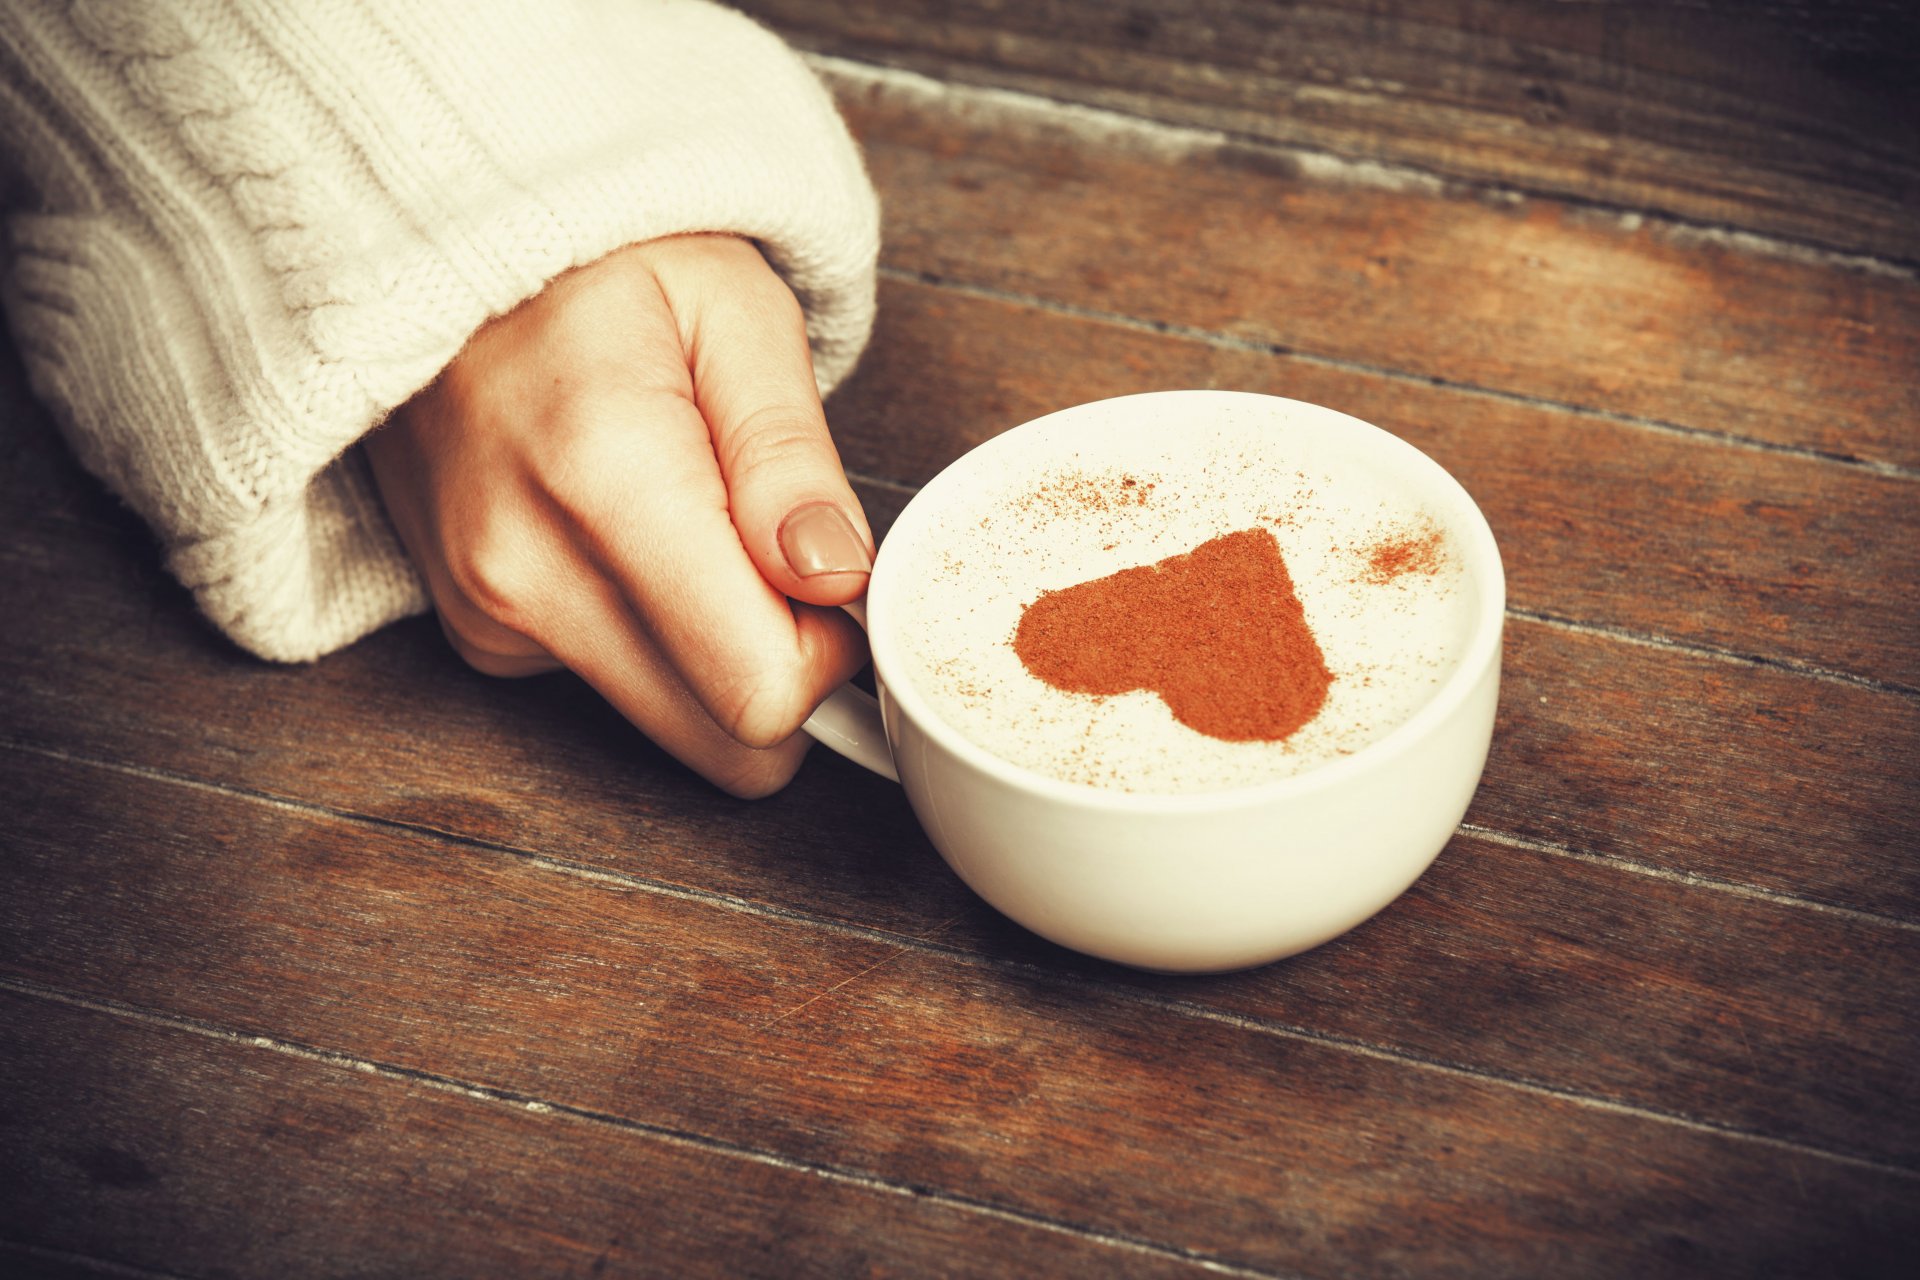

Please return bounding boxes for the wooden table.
[4,12,1917,1278]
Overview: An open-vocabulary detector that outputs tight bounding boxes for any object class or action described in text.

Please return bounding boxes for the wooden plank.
[1,406,1913,920]
[0,412,1912,1174]
[745,0,1920,262]
[4,720,1913,1172]
[2,199,1915,1153]
[6,739,1917,1176]
[832,72,1920,471]
[2,761,1914,1277]
[4,581,1917,1161]
[829,279,1920,688]
[1478,621,1917,915]
[0,994,1200,1280]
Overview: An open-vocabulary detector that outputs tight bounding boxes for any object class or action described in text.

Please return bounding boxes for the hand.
[364,234,874,797]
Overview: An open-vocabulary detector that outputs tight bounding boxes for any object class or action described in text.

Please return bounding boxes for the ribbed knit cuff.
[1,0,880,660]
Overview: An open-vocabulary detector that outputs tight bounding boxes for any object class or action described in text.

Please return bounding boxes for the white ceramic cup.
[804,391,1503,973]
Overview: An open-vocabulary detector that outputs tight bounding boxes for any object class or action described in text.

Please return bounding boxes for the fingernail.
[779,503,873,577]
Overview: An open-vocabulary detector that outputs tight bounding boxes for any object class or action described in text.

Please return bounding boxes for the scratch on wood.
[759,953,908,1029]
[761,914,966,1031]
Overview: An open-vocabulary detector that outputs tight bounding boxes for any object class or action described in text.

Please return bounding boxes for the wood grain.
[3,14,1916,1277]
[0,994,1204,1280]
[3,370,1920,1182]
[4,626,1916,1175]
[1476,620,1917,915]
[834,72,1920,471]
[744,0,1920,262]
[3,760,1914,1278]
[829,278,1920,688]
[5,367,1911,921]
[4,380,1917,908]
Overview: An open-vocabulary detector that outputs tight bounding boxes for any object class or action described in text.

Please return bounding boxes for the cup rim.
[865,390,1506,813]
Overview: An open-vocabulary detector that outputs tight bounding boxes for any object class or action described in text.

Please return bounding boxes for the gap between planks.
[1455,822,1920,935]
[1504,607,1920,702]
[0,976,1291,1280]
[7,739,1917,1180]
[0,1240,192,1280]
[870,266,1920,486]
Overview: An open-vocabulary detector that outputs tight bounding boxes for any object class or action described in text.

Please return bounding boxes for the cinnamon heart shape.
[1013,528,1332,743]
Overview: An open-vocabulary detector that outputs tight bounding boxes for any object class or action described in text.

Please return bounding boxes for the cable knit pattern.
[0,0,881,660]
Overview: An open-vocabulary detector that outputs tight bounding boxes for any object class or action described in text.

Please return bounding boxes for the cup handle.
[801,600,899,782]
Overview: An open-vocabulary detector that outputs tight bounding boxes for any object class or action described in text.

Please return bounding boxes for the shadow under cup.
[856,391,1504,973]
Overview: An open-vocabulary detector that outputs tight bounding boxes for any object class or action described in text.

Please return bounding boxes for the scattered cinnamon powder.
[1013,528,1332,743]
[1359,525,1446,585]
[1009,471,1155,521]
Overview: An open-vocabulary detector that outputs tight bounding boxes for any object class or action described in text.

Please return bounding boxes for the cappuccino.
[892,423,1477,794]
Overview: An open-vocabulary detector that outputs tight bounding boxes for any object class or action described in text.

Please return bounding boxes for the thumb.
[671,238,874,607]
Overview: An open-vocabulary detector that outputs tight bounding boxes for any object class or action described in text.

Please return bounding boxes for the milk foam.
[891,432,1478,794]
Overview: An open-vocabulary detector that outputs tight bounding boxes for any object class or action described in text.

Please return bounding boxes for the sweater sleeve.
[0,0,881,661]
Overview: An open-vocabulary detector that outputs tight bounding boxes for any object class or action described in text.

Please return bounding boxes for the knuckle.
[718,406,832,490]
[710,741,807,800]
[537,381,629,467]
[545,387,707,499]
[438,615,530,679]
[461,649,531,679]
[708,664,811,751]
[445,541,537,633]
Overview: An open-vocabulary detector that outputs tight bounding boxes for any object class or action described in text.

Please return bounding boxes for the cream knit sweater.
[0,0,880,661]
